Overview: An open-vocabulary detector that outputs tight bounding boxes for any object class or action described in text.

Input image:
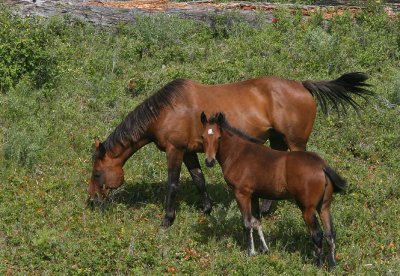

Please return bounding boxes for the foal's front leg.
[251,197,269,254]
[161,147,184,227]
[235,191,256,256]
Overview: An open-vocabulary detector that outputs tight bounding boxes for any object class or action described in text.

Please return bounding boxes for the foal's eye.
[218,136,222,140]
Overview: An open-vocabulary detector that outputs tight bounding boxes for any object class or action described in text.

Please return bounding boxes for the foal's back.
[228,139,327,200]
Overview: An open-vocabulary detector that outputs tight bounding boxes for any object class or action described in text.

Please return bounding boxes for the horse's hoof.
[160,217,174,228]
[201,202,212,215]
[86,198,95,210]
[247,250,257,257]
[315,258,323,268]
[328,260,336,271]
[260,200,278,216]
[260,247,269,255]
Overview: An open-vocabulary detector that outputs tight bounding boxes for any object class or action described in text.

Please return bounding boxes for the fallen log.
[4,0,399,27]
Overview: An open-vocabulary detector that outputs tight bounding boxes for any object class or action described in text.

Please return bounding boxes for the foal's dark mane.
[209,113,264,145]
[102,79,186,151]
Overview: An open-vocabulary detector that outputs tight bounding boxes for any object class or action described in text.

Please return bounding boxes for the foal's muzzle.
[205,158,216,168]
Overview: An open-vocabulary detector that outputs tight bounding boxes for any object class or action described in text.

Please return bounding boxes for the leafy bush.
[0,9,58,93]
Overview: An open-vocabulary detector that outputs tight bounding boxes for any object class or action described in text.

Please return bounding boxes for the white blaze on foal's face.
[208,128,214,135]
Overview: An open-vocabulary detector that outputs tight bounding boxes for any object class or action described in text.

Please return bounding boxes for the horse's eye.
[94,172,101,178]
[218,136,222,140]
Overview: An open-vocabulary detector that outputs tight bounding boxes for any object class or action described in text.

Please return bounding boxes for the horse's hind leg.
[302,207,323,267]
[183,152,212,214]
[260,131,288,215]
[251,196,269,254]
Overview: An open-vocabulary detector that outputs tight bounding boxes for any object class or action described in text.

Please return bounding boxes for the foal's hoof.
[160,217,174,228]
[260,247,269,255]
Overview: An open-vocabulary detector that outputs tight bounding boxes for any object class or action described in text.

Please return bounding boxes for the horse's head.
[200,112,224,168]
[87,138,125,206]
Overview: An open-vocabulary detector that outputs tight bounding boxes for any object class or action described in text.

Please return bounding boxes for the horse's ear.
[98,143,106,159]
[217,112,225,125]
[94,137,101,148]
[201,112,208,125]
[94,137,106,159]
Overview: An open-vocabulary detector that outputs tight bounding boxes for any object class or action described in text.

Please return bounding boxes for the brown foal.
[201,112,346,269]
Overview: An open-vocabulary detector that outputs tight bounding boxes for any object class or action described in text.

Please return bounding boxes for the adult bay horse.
[88,72,371,227]
[200,112,346,269]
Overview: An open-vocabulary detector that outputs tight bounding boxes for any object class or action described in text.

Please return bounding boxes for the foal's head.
[200,112,225,168]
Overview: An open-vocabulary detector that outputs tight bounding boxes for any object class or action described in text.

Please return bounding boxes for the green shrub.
[0,9,58,93]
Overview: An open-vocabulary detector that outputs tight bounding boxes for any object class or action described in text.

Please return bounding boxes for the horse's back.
[150,76,317,151]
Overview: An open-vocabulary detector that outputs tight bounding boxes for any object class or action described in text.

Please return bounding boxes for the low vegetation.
[0,2,399,274]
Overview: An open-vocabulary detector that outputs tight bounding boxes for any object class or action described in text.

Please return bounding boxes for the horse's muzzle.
[86,196,105,210]
[205,158,216,168]
[86,196,96,210]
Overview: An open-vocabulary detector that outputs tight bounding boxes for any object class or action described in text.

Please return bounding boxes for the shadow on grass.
[192,199,315,264]
[105,179,315,264]
[110,179,233,210]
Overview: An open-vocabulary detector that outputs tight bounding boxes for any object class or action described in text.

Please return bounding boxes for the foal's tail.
[323,166,347,193]
[302,72,374,114]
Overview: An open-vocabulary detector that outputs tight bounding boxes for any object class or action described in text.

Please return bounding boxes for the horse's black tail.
[302,72,374,114]
[323,166,347,193]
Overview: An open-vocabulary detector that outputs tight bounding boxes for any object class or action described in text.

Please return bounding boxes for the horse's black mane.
[208,113,264,145]
[102,79,186,151]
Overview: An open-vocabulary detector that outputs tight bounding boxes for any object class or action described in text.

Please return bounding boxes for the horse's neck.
[109,138,150,165]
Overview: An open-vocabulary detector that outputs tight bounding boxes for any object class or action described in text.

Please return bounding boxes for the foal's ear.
[216,112,225,125]
[200,112,208,125]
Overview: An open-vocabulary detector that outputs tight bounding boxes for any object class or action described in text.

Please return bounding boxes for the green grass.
[1,3,399,274]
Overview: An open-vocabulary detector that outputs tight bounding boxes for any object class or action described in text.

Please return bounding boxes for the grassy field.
[1,3,399,274]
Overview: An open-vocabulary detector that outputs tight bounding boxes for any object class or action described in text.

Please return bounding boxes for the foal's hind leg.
[251,196,269,254]
[183,152,212,214]
[318,191,337,269]
[320,210,336,269]
[302,207,323,267]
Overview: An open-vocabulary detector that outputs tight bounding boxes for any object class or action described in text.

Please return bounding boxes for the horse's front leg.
[161,146,184,228]
[183,152,212,214]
